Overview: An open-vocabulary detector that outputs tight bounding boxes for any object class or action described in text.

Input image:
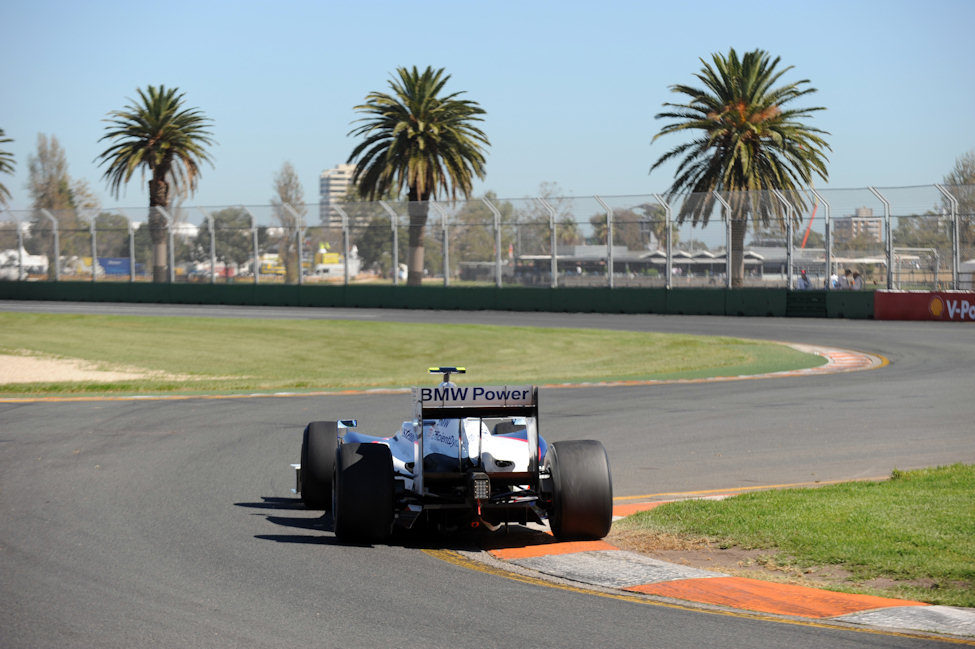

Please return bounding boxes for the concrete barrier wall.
[0,281,874,318]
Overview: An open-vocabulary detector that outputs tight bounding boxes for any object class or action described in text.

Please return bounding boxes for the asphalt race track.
[1,301,972,648]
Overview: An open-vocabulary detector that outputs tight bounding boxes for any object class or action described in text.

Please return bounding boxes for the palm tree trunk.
[407,190,428,286]
[148,176,170,283]
[730,217,747,288]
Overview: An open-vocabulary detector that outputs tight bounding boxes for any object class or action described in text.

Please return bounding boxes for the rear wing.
[412,385,541,495]
[414,384,538,421]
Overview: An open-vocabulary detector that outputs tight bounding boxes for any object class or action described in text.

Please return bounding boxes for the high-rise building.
[319,163,356,226]
[833,207,883,244]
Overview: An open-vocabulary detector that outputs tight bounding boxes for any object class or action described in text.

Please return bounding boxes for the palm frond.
[650,48,830,227]
[96,85,214,203]
[348,66,489,202]
[0,128,15,206]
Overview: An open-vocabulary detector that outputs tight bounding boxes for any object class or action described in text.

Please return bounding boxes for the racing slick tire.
[544,440,613,541]
[333,442,394,543]
[300,421,338,509]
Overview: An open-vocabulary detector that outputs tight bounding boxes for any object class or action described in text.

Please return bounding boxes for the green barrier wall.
[0,281,875,318]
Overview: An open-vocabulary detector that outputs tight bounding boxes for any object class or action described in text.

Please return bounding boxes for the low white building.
[0,248,49,280]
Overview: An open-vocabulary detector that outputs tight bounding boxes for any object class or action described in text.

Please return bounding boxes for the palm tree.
[348,66,489,286]
[96,85,214,282]
[650,48,830,287]
[0,128,14,207]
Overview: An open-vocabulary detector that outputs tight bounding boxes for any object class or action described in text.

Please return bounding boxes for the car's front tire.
[332,442,394,543]
[300,421,338,509]
[544,440,613,540]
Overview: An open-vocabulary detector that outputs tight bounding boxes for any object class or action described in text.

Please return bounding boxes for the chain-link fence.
[2,185,973,290]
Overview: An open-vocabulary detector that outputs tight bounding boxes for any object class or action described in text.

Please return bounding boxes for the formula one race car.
[293,367,613,543]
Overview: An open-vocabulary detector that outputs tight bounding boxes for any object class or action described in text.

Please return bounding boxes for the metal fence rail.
[1,185,973,290]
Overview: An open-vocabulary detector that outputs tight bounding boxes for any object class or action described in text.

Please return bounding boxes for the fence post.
[89,210,98,282]
[332,203,351,286]
[380,201,400,286]
[198,207,216,284]
[935,184,959,290]
[809,188,831,290]
[125,211,135,283]
[208,210,216,284]
[653,194,672,289]
[534,198,558,289]
[238,206,259,285]
[787,198,794,287]
[868,187,893,289]
[281,203,305,286]
[13,211,25,280]
[770,189,796,289]
[40,209,60,281]
[712,192,733,289]
[594,196,614,289]
[18,214,24,280]
[429,201,450,287]
[481,197,503,288]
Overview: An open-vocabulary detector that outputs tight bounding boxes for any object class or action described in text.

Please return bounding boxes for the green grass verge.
[616,464,975,607]
[0,312,824,396]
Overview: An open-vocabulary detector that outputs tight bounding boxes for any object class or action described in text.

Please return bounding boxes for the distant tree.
[132,223,153,269]
[0,128,14,207]
[650,48,831,287]
[0,224,16,250]
[348,66,489,285]
[942,150,975,258]
[450,198,493,266]
[835,232,882,253]
[320,186,402,276]
[893,215,950,248]
[94,212,131,258]
[193,207,255,278]
[637,203,678,249]
[891,212,952,290]
[794,228,825,249]
[512,182,576,255]
[354,213,405,276]
[97,85,214,282]
[27,134,73,213]
[26,134,96,270]
[944,150,975,190]
[271,161,306,283]
[556,218,582,247]
[589,205,664,250]
[447,192,517,276]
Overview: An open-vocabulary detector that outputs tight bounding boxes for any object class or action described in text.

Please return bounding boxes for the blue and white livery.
[293,367,612,543]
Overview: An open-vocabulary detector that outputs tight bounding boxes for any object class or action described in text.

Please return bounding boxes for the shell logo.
[929,295,945,319]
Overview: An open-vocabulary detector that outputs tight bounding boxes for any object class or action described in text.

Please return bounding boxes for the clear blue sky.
[2,0,973,211]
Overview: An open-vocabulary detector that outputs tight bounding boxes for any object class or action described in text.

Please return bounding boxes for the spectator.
[838,269,852,289]
[797,270,811,290]
[851,271,864,290]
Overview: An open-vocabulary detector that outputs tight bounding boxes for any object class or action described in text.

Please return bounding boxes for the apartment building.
[833,207,883,244]
[319,163,356,227]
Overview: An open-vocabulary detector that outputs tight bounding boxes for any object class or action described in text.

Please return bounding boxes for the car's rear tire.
[544,440,613,540]
[333,442,394,543]
[300,421,337,509]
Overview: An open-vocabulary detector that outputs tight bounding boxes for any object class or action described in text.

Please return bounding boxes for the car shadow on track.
[235,496,307,511]
[236,496,352,547]
[239,495,566,551]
